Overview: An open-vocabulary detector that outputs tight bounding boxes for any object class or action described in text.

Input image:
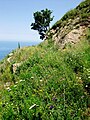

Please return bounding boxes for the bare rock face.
[61,26,86,45]
[51,17,87,48]
[53,26,86,48]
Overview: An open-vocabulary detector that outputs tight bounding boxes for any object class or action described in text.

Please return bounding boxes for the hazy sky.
[0,0,83,42]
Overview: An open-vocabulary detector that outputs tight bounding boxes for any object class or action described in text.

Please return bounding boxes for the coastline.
[0,41,41,60]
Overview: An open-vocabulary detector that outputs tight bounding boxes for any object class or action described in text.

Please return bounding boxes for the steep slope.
[0,0,90,120]
[48,0,90,48]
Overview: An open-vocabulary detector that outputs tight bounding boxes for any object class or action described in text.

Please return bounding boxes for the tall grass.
[0,37,90,119]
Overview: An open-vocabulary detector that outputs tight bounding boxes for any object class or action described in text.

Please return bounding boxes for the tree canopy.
[31,8,54,40]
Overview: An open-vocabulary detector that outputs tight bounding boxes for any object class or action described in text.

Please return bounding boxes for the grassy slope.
[0,33,90,119]
[0,0,90,119]
[52,0,90,30]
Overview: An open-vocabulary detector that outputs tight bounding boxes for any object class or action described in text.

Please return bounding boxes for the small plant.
[65,53,84,74]
[18,42,20,49]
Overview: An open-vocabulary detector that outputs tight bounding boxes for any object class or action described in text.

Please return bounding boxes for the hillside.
[49,0,90,48]
[0,0,90,119]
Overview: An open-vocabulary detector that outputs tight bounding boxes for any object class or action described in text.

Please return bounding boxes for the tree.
[31,8,54,40]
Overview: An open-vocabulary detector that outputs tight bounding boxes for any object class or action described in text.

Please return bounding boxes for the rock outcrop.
[53,26,86,48]
[50,17,90,48]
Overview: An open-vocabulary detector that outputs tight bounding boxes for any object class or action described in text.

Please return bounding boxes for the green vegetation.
[52,0,90,29]
[0,34,90,119]
[31,9,54,40]
[0,0,90,119]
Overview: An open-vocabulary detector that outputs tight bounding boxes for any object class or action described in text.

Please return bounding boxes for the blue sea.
[0,41,40,60]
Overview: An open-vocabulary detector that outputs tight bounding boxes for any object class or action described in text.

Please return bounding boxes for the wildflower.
[40,79,43,82]
[85,85,88,88]
[20,80,25,82]
[79,77,81,80]
[20,80,22,82]
[15,81,18,84]
[52,96,57,101]
[49,105,54,110]
[6,87,11,91]
[31,76,34,79]
[6,87,10,90]
[88,76,90,79]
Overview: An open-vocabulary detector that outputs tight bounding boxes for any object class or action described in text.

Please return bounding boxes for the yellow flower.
[39,89,43,92]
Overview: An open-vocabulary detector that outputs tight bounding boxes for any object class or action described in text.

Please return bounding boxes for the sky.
[0,0,83,42]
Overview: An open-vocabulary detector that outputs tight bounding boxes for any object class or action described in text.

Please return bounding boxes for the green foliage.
[65,53,84,74]
[86,28,90,43]
[31,8,54,40]
[61,9,78,21]
[52,0,90,29]
[0,37,90,119]
[0,1,90,119]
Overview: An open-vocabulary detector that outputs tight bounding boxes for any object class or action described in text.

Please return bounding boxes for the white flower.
[19,80,25,82]
[76,76,78,79]
[40,80,43,82]
[31,77,34,79]
[20,80,23,82]
[88,76,90,79]
[85,85,88,88]
[79,77,81,80]
[6,87,11,91]
[15,81,18,84]
[6,87,10,90]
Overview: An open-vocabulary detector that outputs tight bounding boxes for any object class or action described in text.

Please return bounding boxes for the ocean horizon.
[0,41,41,60]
